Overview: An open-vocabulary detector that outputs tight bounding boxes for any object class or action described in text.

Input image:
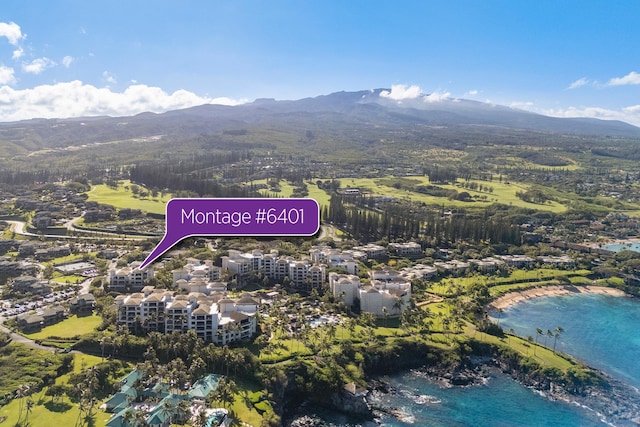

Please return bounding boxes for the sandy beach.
[487,285,627,312]
[582,237,640,249]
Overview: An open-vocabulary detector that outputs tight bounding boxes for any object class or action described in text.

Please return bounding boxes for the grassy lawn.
[227,379,268,427]
[86,179,170,215]
[343,176,567,212]
[305,181,331,208]
[464,324,575,371]
[247,178,331,208]
[45,253,88,265]
[0,352,109,427]
[25,314,102,340]
[0,394,83,427]
[51,273,87,285]
[428,269,591,297]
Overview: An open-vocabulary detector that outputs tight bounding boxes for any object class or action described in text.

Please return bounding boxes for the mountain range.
[1,89,639,156]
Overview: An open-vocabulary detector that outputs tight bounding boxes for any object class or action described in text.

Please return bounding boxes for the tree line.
[323,194,521,245]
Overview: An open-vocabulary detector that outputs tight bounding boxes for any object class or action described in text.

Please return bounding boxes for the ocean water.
[499,293,640,390]
[367,369,606,427]
[602,242,640,253]
[302,293,640,427]
[303,368,604,426]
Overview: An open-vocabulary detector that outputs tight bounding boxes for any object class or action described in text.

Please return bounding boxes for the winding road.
[6,219,149,241]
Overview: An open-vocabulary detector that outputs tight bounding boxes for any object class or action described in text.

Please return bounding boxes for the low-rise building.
[497,255,536,269]
[352,243,386,260]
[400,264,438,281]
[388,242,423,257]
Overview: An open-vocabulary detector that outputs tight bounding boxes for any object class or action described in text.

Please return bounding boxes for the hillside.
[1,89,639,158]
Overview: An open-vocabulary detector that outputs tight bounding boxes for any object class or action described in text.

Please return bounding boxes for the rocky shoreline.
[286,355,640,427]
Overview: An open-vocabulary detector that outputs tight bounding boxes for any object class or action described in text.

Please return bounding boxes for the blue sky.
[1,1,640,125]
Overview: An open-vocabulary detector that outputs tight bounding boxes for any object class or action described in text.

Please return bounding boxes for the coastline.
[582,237,640,249]
[487,285,627,311]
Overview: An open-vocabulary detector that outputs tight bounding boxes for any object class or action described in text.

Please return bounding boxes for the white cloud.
[380,84,422,100]
[567,77,590,90]
[12,48,23,60]
[423,90,451,103]
[0,21,24,46]
[541,105,640,127]
[62,56,73,68]
[0,81,247,122]
[607,71,640,86]
[0,65,15,85]
[510,101,534,110]
[102,71,116,84]
[464,89,478,97]
[22,57,55,74]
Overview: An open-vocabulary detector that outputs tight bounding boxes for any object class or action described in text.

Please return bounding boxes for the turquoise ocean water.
[499,293,640,391]
[603,241,640,252]
[303,293,640,426]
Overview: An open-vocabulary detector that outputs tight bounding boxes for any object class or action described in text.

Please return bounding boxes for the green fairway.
[342,176,567,212]
[86,179,170,215]
[248,178,331,208]
[25,314,102,340]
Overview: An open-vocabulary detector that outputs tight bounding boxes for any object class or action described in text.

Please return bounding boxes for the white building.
[352,243,386,259]
[497,255,536,269]
[329,269,411,317]
[434,260,470,276]
[328,273,360,306]
[115,287,258,345]
[108,261,154,291]
[388,242,423,257]
[400,264,438,281]
[172,260,221,286]
[310,246,359,275]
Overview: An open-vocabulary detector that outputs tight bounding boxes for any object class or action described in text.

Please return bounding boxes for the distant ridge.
[1,89,639,154]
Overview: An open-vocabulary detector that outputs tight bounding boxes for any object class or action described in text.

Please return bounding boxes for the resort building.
[434,260,471,276]
[352,243,386,260]
[328,273,360,306]
[399,264,438,281]
[329,269,411,317]
[221,250,326,288]
[388,242,423,257]
[310,246,359,275]
[114,287,258,345]
[172,259,222,285]
[105,369,230,427]
[108,261,154,292]
[496,254,536,269]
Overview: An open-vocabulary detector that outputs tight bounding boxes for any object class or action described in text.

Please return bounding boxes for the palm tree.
[213,378,236,409]
[193,407,209,427]
[24,398,34,426]
[159,400,176,425]
[16,383,31,425]
[534,328,543,355]
[175,399,192,425]
[133,408,148,427]
[121,409,137,427]
[553,326,564,352]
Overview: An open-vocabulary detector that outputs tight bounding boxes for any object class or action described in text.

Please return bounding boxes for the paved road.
[6,219,148,241]
[0,320,57,352]
[318,224,342,241]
